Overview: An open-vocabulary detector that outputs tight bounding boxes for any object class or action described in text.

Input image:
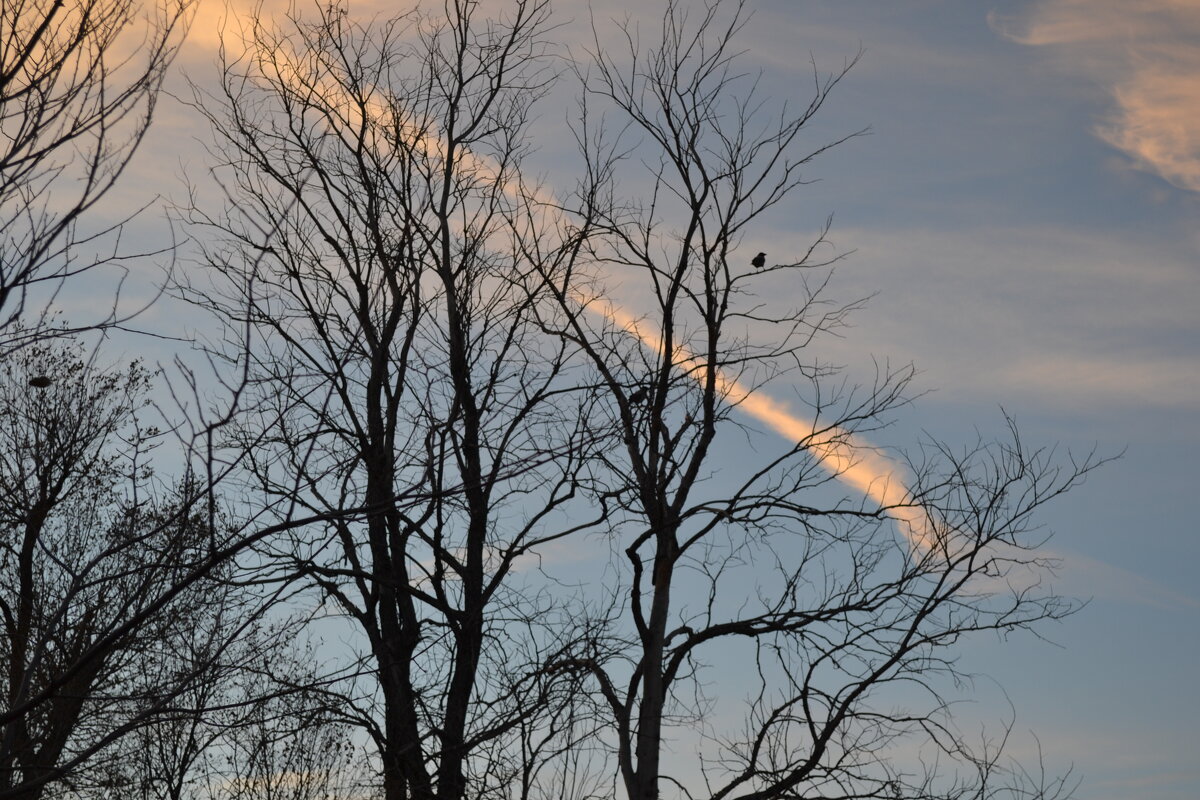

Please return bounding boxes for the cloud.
[813,224,1200,412]
[1094,59,1200,192]
[1050,547,1200,610]
[586,290,933,550]
[996,352,1200,410]
[991,1,1200,192]
[998,723,1200,800]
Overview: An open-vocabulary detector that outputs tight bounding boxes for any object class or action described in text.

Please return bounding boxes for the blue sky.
[744,4,1200,797]
[105,0,1199,797]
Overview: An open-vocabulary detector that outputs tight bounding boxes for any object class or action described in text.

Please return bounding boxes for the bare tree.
[169,1,1104,799]
[0,341,307,800]
[181,3,603,799]
[0,0,190,352]
[106,634,368,800]
[526,2,1102,799]
[0,343,421,800]
[73,599,321,800]
[198,669,364,800]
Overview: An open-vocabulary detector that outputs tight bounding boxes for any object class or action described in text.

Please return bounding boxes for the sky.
[97,0,1200,797]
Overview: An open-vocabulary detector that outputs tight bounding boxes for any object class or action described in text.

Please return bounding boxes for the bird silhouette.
[628,387,648,405]
[751,252,766,269]
[28,376,53,388]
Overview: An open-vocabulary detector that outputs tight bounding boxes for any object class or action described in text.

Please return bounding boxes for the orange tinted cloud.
[181,0,930,551]
[589,295,929,550]
[1095,61,1200,192]
[992,0,1200,192]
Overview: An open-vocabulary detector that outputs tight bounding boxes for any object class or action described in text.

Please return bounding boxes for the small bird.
[628,387,648,405]
[28,376,53,388]
[751,252,766,269]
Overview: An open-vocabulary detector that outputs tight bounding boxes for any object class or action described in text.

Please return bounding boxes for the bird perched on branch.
[28,376,53,388]
[751,252,766,269]
[628,387,648,405]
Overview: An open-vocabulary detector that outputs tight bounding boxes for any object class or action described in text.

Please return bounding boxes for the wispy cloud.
[1049,547,1199,610]
[815,224,1200,412]
[991,0,1200,192]
[999,723,1200,800]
